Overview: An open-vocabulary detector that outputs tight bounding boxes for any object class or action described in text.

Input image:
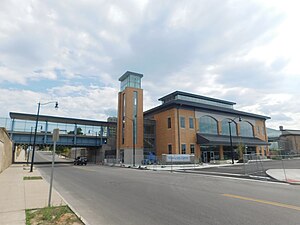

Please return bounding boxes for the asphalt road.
[37,163,300,225]
[29,151,73,163]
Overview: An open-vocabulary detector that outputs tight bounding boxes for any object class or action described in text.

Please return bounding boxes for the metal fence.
[243,153,300,181]
[103,154,202,170]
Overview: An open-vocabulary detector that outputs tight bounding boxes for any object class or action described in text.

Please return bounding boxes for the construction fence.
[243,153,300,179]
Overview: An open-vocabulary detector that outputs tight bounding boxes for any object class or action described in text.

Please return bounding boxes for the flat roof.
[10,112,116,126]
[158,91,236,105]
[118,71,143,82]
[144,99,270,120]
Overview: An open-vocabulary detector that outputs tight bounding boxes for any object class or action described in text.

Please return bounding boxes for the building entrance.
[203,151,215,163]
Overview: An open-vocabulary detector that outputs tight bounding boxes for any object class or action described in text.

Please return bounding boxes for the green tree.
[68,127,83,135]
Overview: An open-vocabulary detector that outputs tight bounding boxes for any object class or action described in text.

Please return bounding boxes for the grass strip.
[23,176,43,180]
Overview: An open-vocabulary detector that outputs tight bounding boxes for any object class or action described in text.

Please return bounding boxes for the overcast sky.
[0,0,299,129]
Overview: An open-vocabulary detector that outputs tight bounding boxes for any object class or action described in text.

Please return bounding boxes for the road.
[195,159,300,177]
[29,151,73,163]
[37,163,300,225]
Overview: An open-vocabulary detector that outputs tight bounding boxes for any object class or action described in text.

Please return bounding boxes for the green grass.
[23,176,43,180]
[26,205,83,225]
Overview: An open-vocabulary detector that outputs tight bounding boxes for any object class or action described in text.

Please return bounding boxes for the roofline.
[9,112,116,126]
[144,99,270,120]
[118,71,143,81]
[158,91,236,105]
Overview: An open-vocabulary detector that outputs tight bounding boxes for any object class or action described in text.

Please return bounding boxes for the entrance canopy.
[196,133,269,147]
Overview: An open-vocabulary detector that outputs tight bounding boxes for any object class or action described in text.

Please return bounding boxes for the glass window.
[221,119,237,136]
[177,95,233,109]
[180,117,185,128]
[189,118,194,129]
[168,117,171,129]
[168,144,172,154]
[199,116,218,134]
[181,144,186,154]
[190,144,195,154]
[240,121,254,137]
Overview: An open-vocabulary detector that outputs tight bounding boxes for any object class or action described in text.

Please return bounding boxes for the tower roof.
[118,71,143,82]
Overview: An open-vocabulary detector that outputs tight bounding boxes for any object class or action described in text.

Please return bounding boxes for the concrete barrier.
[0,128,12,173]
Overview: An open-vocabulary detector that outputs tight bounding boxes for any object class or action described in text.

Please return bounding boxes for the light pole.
[27,126,34,164]
[228,117,242,164]
[30,101,58,172]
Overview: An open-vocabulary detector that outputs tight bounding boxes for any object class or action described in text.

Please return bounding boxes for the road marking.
[222,194,300,211]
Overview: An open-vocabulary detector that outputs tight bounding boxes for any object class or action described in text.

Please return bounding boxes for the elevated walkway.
[1,112,117,147]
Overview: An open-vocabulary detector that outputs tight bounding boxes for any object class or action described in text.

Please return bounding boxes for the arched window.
[199,116,218,134]
[221,119,237,136]
[240,121,254,137]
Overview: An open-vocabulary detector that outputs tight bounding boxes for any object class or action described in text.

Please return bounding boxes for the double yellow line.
[222,194,300,211]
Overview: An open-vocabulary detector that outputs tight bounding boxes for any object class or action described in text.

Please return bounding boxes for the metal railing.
[243,153,300,181]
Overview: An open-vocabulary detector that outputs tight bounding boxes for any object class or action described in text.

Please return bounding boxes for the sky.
[0,0,299,130]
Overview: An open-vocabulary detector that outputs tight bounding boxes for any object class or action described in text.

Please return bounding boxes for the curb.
[266,171,300,185]
[35,167,90,225]
[175,169,283,183]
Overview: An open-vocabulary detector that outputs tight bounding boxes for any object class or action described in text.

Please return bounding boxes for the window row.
[167,116,258,137]
[168,143,195,154]
[199,116,255,137]
[167,117,194,129]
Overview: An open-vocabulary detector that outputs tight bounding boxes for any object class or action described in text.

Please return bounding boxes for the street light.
[30,101,58,172]
[27,126,34,164]
[228,117,242,164]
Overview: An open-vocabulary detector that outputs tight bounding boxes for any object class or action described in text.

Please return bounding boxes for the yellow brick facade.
[117,87,143,150]
[154,108,200,157]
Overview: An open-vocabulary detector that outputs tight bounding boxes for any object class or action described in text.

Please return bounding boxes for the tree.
[237,142,245,161]
[68,127,83,135]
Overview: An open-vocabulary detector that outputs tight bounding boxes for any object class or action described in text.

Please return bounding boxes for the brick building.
[117,71,270,165]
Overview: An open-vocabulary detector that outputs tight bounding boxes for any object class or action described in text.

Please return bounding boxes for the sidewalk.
[0,164,65,225]
[266,169,300,184]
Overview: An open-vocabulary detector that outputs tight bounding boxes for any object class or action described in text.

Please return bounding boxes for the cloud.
[0,0,299,131]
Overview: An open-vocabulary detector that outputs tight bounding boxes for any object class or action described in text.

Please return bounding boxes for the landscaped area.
[26,205,83,225]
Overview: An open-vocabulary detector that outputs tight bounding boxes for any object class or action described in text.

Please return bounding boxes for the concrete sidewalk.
[266,169,300,184]
[0,164,65,225]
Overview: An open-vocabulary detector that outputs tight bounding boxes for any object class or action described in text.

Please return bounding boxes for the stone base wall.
[0,128,12,173]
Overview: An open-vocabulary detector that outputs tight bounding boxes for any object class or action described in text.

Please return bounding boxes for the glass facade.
[221,119,237,136]
[176,95,233,109]
[240,121,254,137]
[120,75,141,91]
[6,118,108,137]
[133,91,138,144]
[0,117,12,130]
[199,116,218,134]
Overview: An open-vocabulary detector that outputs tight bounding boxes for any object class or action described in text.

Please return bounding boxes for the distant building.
[117,71,270,165]
[267,126,300,154]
